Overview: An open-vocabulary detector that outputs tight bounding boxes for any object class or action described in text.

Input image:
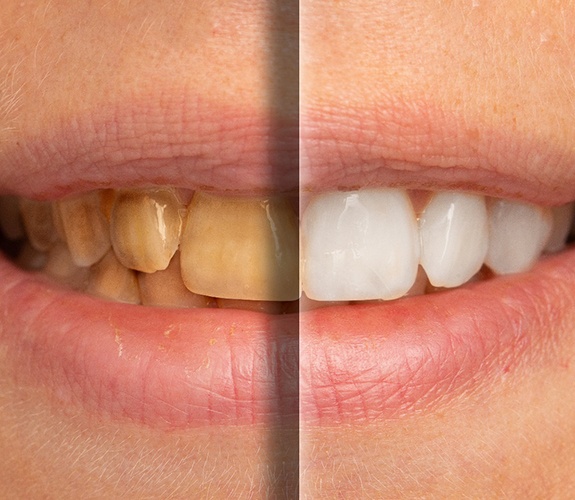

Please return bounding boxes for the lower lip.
[0,256,298,429]
[300,247,575,424]
[2,246,573,428]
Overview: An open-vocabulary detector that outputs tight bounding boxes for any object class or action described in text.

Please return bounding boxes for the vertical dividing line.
[267,0,299,498]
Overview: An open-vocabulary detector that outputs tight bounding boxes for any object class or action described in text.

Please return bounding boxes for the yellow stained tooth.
[86,251,140,304]
[44,243,89,289]
[19,199,58,251]
[0,196,25,240]
[16,242,47,271]
[57,191,111,267]
[180,192,299,301]
[138,252,215,308]
[111,189,183,273]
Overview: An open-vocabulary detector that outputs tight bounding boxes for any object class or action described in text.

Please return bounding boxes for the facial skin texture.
[0,1,297,498]
[301,0,575,498]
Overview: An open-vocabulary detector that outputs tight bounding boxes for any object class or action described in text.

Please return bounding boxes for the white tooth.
[419,192,488,288]
[302,189,419,301]
[110,189,183,273]
[544,203,574,253]
[485,198,552,274]
[57,191,111,267]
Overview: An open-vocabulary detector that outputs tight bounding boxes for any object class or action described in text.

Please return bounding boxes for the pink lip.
[302,99,575,205]
[0,90,298,199]
[0,258,298,428]
[300,249,575,424]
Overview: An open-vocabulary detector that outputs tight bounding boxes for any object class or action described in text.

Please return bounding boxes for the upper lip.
[302,99,575,205]
[0,90,299,199]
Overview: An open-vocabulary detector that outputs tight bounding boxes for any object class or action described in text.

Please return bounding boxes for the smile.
[1,91,574,430]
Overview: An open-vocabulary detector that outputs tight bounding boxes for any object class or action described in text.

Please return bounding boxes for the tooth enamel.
[545,203,575,253]
[138,252,215,308]
[44,243,89,289]
[19,199,58,251]
[110,189,183,273]
[0,196,25,240]
[419,192,488,287]
[57,192,111,267]
[180,192,299,301]
[86,251,140,304]
[485,198,553,274]
[302,188,419,301]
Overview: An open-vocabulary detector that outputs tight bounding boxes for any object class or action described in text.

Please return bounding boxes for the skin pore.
[1,0,575,498]
[302,0,575,497]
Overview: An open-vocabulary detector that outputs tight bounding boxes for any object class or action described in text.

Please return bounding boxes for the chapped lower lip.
[300,247,575,425]
[0,254,298,429]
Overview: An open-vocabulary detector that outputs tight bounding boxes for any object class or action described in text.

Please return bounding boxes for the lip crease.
[0,94,298,429]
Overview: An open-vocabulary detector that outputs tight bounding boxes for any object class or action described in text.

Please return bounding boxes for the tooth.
[419,192,488,287]
[485,198,553,274]
[544,203,574,253]
[86,251,140,304]
[16,243,48,270]
[180,192,299,301]
[138,252,215,308]
[57,191,111,267]
[302,189,420,301]
[44,243,89,289]
[19,199,58,251]
[0,196,25,240]
[110,189,183,273]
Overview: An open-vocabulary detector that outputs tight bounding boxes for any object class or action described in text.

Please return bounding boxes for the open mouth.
[2,92,575,431]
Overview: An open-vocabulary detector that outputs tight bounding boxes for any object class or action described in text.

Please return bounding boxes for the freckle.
[209,338,217,346]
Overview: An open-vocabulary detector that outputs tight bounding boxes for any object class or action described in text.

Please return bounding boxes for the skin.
[1,0,575,498]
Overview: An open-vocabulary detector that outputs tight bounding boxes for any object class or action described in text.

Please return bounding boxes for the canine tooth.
[0,196,25,240]
[111,189,183,273]
[138,252,215,308]
[545,203,574,253]
[180,192,299,301]
[44,244,89,289]
[57,192,111,267]
[485,198,552,274]
[302,189,419,301]
[419,192,488,287]
[86,251,140,304]
[19,199,58,251]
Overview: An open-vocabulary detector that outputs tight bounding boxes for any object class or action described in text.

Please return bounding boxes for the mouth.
[299,100,575,425]
[2,92,575,430]
[0,95,300,429]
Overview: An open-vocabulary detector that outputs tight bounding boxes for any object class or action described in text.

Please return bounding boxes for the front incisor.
[180,192,299,301]
[110,189,183,273]
[57,192,111,267]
